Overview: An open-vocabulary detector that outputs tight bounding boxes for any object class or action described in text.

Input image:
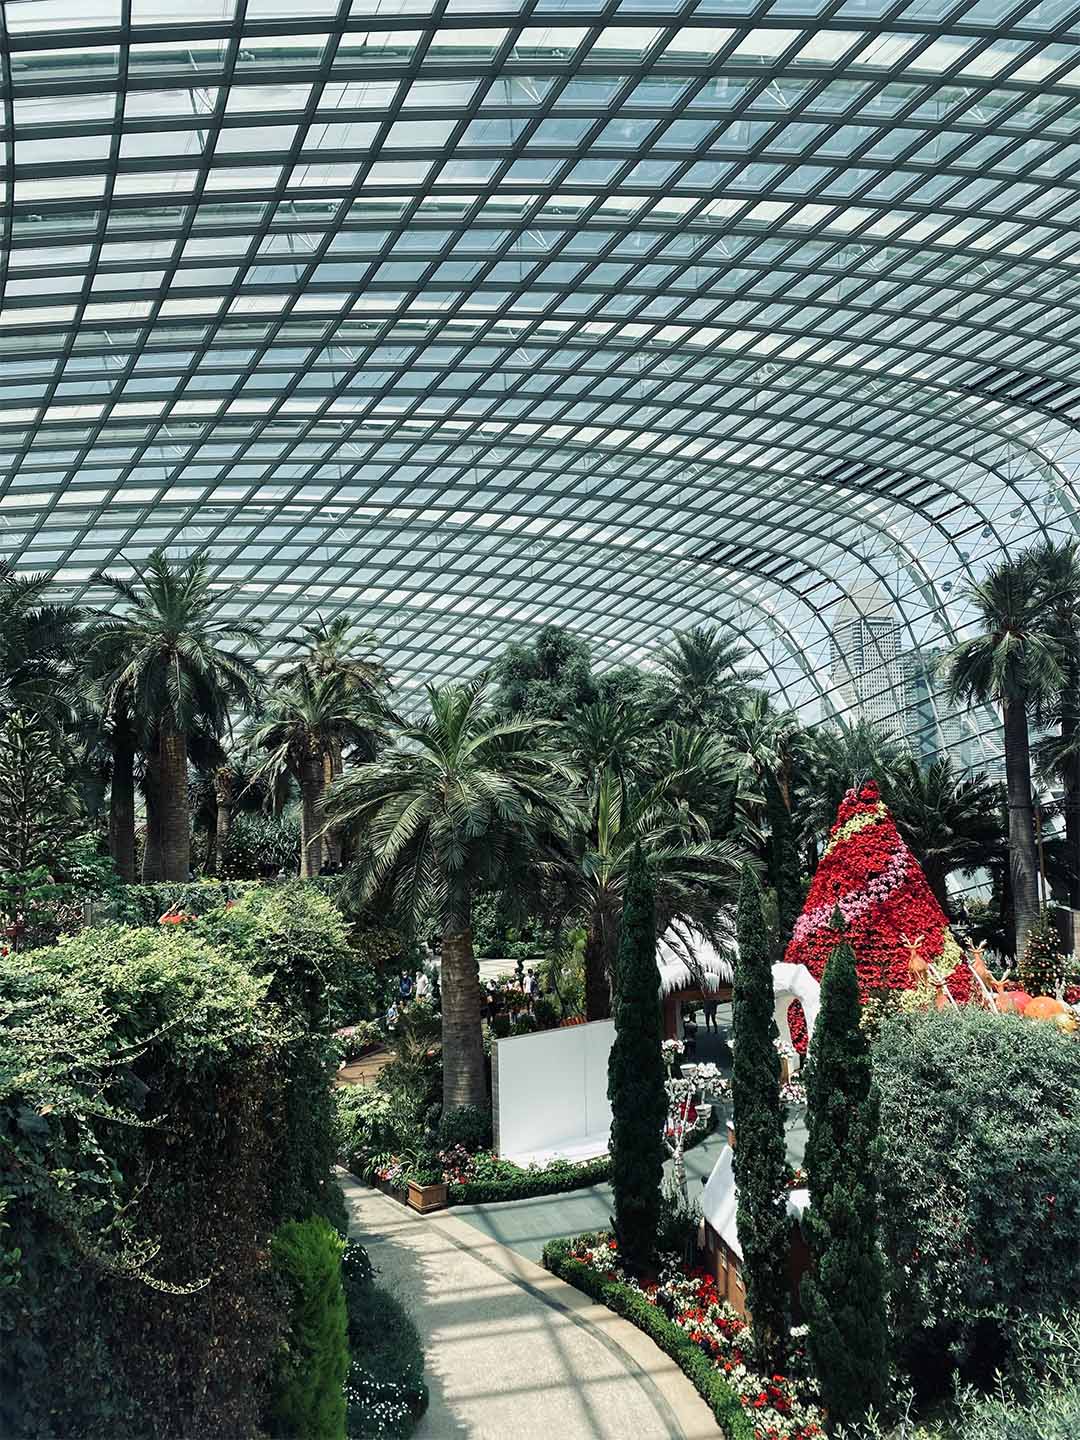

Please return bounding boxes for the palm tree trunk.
[212,769,233,878]
[108,724,137,883]
[158,720,191,883]
[924,862,952,920]
[1004,695,1039,956]
[142,755,163,882]
[441,882,486,1111]
[299,749,324,879]
[322,748,343,868]
[585,911,613,1021]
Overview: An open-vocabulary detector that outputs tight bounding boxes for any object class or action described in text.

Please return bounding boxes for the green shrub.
[491,1013,511,1039]
[447,1154,611,1205]
[608,847,666,1272]
[0,922,282,1440]
[340,1240,427,1439]
[543,1238,754,1439]
[435,1103,492,1154]
[338,1020,384,1063]
[270,1217,349,1440]
[873,1008,1080,1385]
[104,878,261,926]
[532,996,559,1030]
[511,1011,538,1035]
[197,884,356,1228]
[220,809,301,879]
[336,1087,423,1180]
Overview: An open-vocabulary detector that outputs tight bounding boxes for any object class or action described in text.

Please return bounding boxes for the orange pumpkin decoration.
[1022,995,1068,1023]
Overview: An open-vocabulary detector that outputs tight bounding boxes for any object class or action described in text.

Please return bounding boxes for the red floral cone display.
[785,781,970,1042]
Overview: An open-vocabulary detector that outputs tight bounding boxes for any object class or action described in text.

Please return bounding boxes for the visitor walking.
[527,967,540,1010]
[397,969,414,1007]
[702,995,718,1032]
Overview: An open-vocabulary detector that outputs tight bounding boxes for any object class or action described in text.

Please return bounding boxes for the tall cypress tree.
[607,845,666,1273]
[766,768,802,953]
[732,864,790,1368]
[801,934,888,1431]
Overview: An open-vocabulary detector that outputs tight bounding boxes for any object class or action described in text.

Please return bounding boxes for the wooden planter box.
[407,1179,448,1213]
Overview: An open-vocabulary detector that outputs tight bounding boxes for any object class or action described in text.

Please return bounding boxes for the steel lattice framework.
[2,0,1080,735]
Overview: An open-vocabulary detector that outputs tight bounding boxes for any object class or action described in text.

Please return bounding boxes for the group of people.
[384,965,431,1030]
[482,967,540,1023]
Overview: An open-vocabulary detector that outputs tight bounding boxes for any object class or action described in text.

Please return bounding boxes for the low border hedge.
[448,1155,612,1205]
[447,1111,717,1206]
[542,1237,756,1440]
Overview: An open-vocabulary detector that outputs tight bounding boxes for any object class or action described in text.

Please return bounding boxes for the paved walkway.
[339,1172,717,1440]
[452,1117,806,1264]
[335,1045,395,1088]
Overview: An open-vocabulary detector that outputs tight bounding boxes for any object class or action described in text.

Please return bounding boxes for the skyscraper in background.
[828,583,910,739]
[828,585,1006,778]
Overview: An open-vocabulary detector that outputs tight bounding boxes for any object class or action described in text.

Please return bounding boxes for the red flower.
[784,780,971,1045]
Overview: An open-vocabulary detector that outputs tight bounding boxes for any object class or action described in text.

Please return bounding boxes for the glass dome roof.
[2,0,1079,745]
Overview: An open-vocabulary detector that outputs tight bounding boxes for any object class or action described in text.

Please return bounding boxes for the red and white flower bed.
[567,1236,824,1440]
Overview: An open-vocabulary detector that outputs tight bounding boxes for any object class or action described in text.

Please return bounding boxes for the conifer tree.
[801,933,888,1431]
[766,769,802,952]
[607,845,666,1273]
[732,864,789,1368]
[1018,906,1066,996]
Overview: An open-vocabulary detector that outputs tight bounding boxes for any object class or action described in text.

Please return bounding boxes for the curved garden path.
[339,1173,717,1440]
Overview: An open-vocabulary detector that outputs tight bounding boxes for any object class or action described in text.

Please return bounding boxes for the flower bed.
[543,1234,824,1440]
[358,1111,717,1208]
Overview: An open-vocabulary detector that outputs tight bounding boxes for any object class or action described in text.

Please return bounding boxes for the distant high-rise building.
[828,583,909,739]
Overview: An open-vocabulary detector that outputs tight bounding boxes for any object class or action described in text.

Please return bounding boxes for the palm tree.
[944,552,1066,955]
[797,719,907,849]
[324,681,577,1110]
[654,623,761,729]
[89,549,262,882]
[886,756,1006,916]
[0,563,83,727]
[285,616,389,865]
[248,668,386,878]
[568,744,748,1021]
[1029,538,1080,909]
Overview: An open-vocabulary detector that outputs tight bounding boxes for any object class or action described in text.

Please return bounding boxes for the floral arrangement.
[785,782,970,1049]
[662,1037,685,1068]
[566,1237,824,1440]
[373,1158,408,1189]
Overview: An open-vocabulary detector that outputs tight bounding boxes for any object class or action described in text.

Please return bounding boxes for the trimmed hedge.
[449,1155,612,1205]
[543,1238,755,1439]
[270,1217,349,1440]
[447,1110,715,1205]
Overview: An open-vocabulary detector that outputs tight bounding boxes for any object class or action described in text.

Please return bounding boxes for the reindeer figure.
[900,932,927,987]
[966,942,1012,1011]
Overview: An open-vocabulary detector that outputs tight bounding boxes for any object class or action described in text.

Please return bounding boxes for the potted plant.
[406,1152,448,1213]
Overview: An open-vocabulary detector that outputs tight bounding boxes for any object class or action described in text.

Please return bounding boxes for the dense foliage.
[0,921,282,1439]
[873,1009,1080,1386]
[0,882,382,1439]
[732,865,790,1369]
[801,937,888,1430]
[270,1216,349,1440]
[195,883,356,1229]
[607,847,666,1272]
